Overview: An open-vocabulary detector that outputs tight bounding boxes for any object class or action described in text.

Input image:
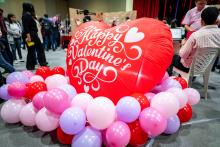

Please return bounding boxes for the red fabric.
[133,0,160,18]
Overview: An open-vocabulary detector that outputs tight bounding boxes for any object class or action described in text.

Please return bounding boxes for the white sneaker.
[14,60,19,64]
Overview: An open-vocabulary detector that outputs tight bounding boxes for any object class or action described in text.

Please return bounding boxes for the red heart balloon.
[67,18,173,104]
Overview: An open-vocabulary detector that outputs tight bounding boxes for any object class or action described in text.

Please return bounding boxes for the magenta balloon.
[8,82,26,98]
[139,107,167,137]
[106,121,131,147]
[32,91,46,110]
[43,88,70,114]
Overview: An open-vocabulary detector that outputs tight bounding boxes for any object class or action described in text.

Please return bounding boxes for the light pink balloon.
[45,74,68,90]
[1,99,26,123]
[144,92,155,103]
[30,75,44,83]
[184,88,200,105]
[151,92,180,118]
[19,102,37,126]
[22,70,34,79]
[166,88,188,109]
[71,93,93,111]
[43,88,70,114]
[106,121,131,147]
[160,72,169,84]
[86,97,116,130]
[8,82,26,98]
[35,107,59,132]
[32,91,46,110]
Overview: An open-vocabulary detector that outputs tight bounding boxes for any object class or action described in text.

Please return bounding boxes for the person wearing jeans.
[6,14,23,63]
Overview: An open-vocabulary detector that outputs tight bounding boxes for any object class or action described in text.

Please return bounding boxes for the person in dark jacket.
[22,2,48,70]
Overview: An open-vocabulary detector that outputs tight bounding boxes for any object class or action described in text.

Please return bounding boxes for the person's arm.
[182,11,193,32]
[22,14,32,41]
[184,24,193,32]
[5,22,16,35]
[179,34,196,59]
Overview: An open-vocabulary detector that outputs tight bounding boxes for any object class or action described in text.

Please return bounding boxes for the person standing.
[0,9,13,65]
[22,2,47,70]
[6,14,23,63]
[43,14,55,51]
[182,0,207,39]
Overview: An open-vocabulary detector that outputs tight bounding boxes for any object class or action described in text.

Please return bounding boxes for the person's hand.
[26,34,31,42]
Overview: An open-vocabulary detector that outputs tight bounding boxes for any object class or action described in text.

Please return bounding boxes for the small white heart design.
[84,85,89,93]
[124,27,145,43]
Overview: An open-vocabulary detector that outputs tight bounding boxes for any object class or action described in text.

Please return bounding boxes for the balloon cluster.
[0,68,200,147]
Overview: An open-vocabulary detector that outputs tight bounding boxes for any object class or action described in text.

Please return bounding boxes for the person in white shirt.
[168,7,220,75]
[6,14,24,63]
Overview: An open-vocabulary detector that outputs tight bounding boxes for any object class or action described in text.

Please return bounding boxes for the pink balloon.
[8,82,26,98]
[32,91,46,110]
[43,88,70,114]
[19,102,37,126]
[30,75,44,83]
[35,107,59,132]
[151,92,180,118]
[106,121,131,147]
[1,99,26,123]
[159,72,169,84]
[144,92,155,103]
[160,78,182,91]
[139,107,167,137]
[166,88,188,109]
[71,93,93,111]
[22,70,34,79]
[183,88,200,106]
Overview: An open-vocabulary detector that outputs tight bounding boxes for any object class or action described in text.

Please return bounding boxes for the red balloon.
[36,66,51,79]
[57,127,74,145]
[28,82,47,99]
[66,18,173,104]
[131,93,150,110]
[51,66,65,76]
[128,120,148,146]
[177,104,192,123]
[24,83,31,98]
[174,77,188,89]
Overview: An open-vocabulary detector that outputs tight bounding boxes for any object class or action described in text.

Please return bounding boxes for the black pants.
[168,55,190,76]
[26,33,47,70]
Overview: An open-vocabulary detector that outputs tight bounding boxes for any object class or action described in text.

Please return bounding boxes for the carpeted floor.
[0,49,220,147]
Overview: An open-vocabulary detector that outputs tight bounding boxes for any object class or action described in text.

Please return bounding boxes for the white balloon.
[166,88,188,109]
[71,93,93,111]
[45,74,68,90]
[30,75,44,83]
[86,97,115,130]
[151,92,180,118]
[1,99,26,123]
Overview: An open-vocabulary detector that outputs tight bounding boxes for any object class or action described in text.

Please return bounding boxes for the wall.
[68,0,127,12]
[0,0,68,20]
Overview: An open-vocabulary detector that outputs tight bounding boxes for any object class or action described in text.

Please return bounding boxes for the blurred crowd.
[0,2,62,81]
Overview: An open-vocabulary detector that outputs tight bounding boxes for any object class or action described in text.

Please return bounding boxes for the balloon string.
[146,138,155,147]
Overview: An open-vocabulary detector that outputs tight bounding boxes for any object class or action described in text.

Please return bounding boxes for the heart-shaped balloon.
[66,18,173,104]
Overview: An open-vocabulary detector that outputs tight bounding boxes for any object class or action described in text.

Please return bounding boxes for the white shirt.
[179,25,220,67]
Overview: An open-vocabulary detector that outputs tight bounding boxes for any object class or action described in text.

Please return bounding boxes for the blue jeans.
[0,52,15,73]
[44,33,55,50]
[10,38,22,60]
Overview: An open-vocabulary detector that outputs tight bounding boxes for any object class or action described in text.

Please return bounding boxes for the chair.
[173,47,219,99]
